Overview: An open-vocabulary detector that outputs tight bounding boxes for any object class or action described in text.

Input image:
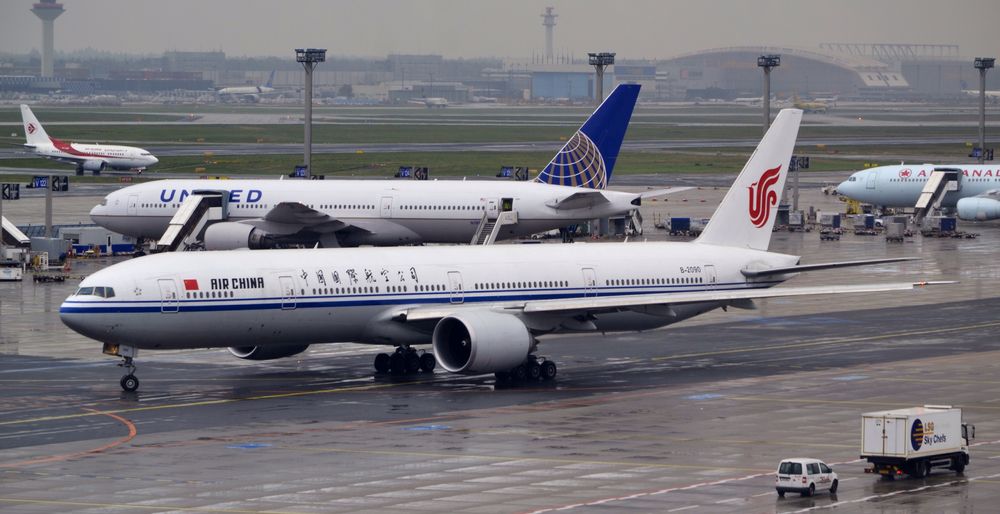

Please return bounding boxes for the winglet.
[534,84,641,189]
[695,109,802,251]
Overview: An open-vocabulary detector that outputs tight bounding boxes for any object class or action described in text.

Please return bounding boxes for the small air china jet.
[20,104,159,176]
[837,164,1000,220]
[62,109,942,392]
[91,84,666,249]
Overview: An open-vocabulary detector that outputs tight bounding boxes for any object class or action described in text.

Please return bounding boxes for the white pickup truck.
[861,405,974,479]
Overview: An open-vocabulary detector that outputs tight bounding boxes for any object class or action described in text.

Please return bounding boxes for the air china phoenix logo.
[748,165,782,228]
[27,123,36,135]
[899,169,912,178]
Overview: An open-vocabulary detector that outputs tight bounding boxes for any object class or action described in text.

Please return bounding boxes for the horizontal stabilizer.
[545,190,609,210]
[740,257,919,278]
[639,187,693,198]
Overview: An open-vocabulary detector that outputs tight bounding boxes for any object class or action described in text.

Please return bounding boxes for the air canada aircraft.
[61,109,942,392]
[837,164,1000,220]
[90,84,670,249]
[20,105,159,176]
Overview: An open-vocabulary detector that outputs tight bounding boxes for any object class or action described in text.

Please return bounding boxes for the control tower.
[541,7,557,63]
[31,0,65,78]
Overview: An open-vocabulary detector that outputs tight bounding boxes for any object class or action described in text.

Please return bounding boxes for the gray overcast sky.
[1,0,997,60]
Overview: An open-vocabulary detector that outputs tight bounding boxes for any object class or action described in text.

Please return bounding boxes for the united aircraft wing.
[254,202,370,235]
[397,281,950,323]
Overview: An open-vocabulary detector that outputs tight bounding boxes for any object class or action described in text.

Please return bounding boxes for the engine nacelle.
[957,196,1000,221]
[82,159,106,171]
[432,311,531,374]
[228,344,309,360]
[204,222,274,250]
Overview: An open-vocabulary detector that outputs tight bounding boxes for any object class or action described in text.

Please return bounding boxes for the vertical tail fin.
[534,83,640,189]
[265,70,275,88]
[695,109,803,251]
[20,104,51,147]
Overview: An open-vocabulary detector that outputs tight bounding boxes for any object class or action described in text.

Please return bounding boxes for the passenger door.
[127,194,139,215]
[582,268,597,297]
[157,279,178,313]
[279,275,296,310]
[702,264,717,287]
[486,199,499,219]
[380,196,393,218]
[447,271,464,304]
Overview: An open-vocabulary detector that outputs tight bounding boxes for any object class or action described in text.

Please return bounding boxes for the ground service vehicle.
[861,405,974,479]
[775,458,839,497]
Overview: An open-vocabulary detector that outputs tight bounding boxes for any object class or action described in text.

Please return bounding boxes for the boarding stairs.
[470,210,519,245]
[913,168,960,222]
[155,191,228,252]
[627,209,644,236]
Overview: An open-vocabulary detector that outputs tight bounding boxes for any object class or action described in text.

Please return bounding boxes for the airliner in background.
[410,97,449,108]
[91,84,675,249]
[19,104,159,176]
[837,164,1000,220]
[217,70,277,103]
[61,109,942,392]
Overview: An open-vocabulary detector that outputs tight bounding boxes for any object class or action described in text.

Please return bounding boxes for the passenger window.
[807,463,820,475]
[820,464,831,473]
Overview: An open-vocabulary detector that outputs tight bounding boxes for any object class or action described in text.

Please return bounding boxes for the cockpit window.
[76,286,115,298]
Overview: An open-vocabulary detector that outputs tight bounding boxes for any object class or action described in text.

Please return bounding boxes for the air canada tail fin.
[20,104,51,147]
[265,70,275,88]
[534,83,640,190]
[695,108,803,251]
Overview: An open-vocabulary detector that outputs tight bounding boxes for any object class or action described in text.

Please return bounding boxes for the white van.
[775,458,839,497]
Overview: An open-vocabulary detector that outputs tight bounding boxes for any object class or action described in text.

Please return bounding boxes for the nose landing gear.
[104,343,140,392]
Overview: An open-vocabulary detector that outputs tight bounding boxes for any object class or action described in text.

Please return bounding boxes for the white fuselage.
[837,165,1000,207]
[34,141,158,171]
[90,179,642,245]
[59,242,796,350]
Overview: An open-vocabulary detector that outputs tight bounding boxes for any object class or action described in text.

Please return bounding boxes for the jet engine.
[81,159,106,172]
[204,222,274,250]
[432,311,532,374]
[228,344,309,360]
[957,196,1000,221]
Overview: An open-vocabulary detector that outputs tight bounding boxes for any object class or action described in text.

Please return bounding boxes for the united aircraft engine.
[229,344,310,360]
[204,223,275,251]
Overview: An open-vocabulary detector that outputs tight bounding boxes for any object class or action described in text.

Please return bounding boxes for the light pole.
[974,57,994,164]
[296,48,326,176]
[588,52,615,105]
[757,54,781,133]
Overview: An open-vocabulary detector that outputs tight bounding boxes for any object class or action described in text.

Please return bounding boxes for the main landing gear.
[104,343,139,392]
[495,355,557,384]
[373,347,436,375]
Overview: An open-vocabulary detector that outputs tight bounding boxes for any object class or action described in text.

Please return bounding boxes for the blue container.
[940,217,957,232]
[863,214,875,229]
[670,218,691,231]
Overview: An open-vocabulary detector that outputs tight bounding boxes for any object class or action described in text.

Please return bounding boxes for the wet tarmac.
[1,179,999,513]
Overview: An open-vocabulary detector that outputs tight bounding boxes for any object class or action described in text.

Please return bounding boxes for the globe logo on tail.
[536,131,607,189]
[27,123,36,135]
[748,165,782,228]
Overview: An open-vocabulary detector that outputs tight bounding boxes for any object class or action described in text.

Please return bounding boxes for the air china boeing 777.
[20,105,159,176]
[90,84,664,249]
[61,109,940,392]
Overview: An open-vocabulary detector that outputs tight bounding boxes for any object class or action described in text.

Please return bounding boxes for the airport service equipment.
[861,405,973,479]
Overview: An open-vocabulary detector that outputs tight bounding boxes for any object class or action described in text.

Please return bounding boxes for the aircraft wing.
[397,281,949,323]
[545,190,611,210]
[258,202,367,234]
[740,257,918,278]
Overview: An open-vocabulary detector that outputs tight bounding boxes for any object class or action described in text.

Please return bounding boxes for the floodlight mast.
[588,52,615,105]
[296,48,326,176]
[757,55,781,133]
[974,57,995,164]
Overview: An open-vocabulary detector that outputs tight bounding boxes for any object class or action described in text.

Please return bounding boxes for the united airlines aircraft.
[837,164,1000,220]
[90,84,668,249]
[61,110,939,392]
[20,105,159,175]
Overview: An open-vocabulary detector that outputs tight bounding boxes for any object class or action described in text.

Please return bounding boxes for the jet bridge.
[155,191,228,252]
[913,168,961,222]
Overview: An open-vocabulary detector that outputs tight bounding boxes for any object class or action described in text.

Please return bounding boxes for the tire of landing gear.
[540,360,557,380]
[419,353,436,373]
[389,352,405,375]
[404,351,421,373]
[120,374,139,392]
[374,353,391,374]
[526,360,542,380]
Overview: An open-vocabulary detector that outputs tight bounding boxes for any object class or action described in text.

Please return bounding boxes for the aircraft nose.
[149,156,159,166]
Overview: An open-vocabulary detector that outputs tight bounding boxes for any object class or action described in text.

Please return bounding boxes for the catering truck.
[861,405,974,479]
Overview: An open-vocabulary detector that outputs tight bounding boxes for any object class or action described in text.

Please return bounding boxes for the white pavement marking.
[792,471,1000,513]
[666,506,700,512]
